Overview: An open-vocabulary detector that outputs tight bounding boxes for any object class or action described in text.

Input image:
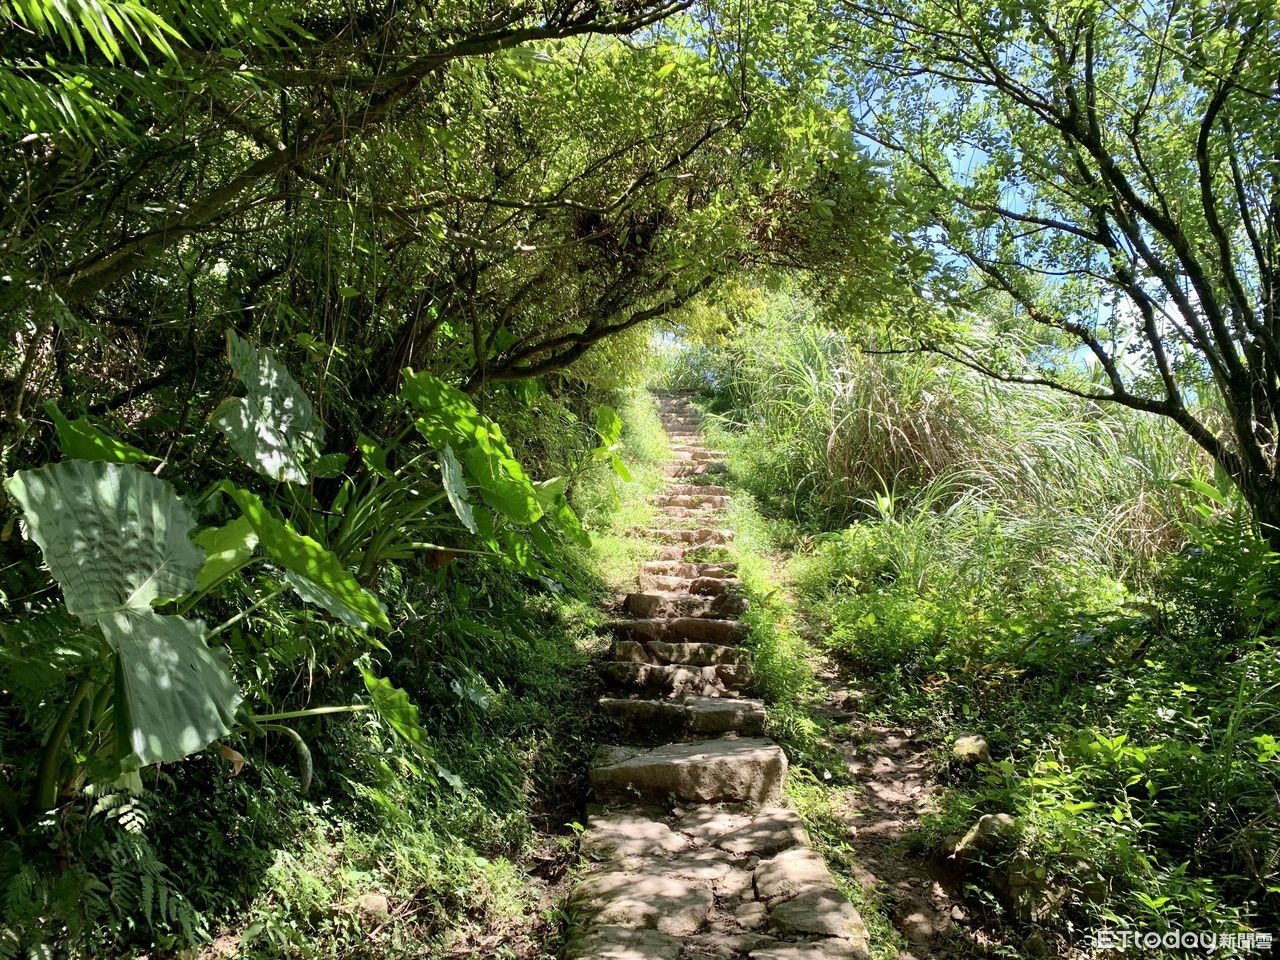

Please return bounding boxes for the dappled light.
[2,0,1277,956]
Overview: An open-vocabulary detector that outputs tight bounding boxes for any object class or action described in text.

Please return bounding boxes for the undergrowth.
[0,386,667,959]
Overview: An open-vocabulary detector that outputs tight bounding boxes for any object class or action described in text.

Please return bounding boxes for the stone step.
[624,591,715,619]
[652,494,730,509]
[667,483,728,497]
[598,695,766,741]
[639,527,734,545]
[598,660,753,698]
[664,462,726,478]
[624,591,747,619]
[640,560,736,578]
[567,803,869,959]
[671,448,726,461]
[590,737,787,806]
[654,506,727,521]
[612,637,746,667]
[608,617,749,645]
[639,573,741,594]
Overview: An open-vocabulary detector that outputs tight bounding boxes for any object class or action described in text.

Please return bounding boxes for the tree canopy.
[832,0,1280,539]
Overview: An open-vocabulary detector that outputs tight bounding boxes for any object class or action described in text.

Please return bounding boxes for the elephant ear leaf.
[5,459,204,614]
[222,485,390,631]
[439,445,478,534]
[102,610,240,768]
[402,370,542,525]
[361,668,432,760]
[3,460,242,767]
[45,401,156,463]
[595,404,622,449]
[212,330,322,483]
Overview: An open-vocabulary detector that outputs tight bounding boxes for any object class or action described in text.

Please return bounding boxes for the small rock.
[355,893,389,923]
[715,866,756,898]
[735,901,768,929]
[1025,931,1050,959]
[952,735,991,765]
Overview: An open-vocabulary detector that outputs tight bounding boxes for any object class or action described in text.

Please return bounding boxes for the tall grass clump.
[666,285,1199,571]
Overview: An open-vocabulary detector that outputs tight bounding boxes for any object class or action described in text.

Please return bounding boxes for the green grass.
[575,387,671,590]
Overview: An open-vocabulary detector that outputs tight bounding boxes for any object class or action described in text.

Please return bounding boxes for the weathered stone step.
[653,505,728,521]
[598,695,766,741]
[667,483,728,497]
[624,590,747,619]
[640,560,736,578]
[664,462,727,477]
[591,737,787,806]
[624,591,713,618]
[612,637,745,667]
[608,616,748,645]
[672,448,726,461]
[598,660,753,698]
[639,527,734,545]
[639,573,741,594]
[652,494,730,509]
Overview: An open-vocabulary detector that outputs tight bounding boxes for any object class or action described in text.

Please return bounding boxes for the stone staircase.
[566,390,870,960]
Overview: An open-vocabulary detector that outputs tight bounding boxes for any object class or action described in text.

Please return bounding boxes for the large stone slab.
[624,592,716,618]
[690,575,741,595]
[599,662,729,698]
[566,924,683,960]
[669,617,748,644]
[769,888,869,941]
[643,528,735,545]
[712,807,810,855]
[648,640,744,666]
[572,866,713,936]
[592,737,787,806]
[684,696,766,736]
[749,940,869,960]
[581,809,692,860]
[599,696,765,742]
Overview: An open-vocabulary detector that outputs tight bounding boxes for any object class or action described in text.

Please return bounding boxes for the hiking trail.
[564,390,872,960]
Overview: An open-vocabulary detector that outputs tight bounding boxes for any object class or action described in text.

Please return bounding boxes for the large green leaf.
[439,445,478,534]
[402,370,542,525]
[402,369,497,451]
[212,330,322,483]
[4,460,241,766]
[6,459,204,614]
[192,516,258,592]
[45,401,156,463]
[103,610,241,767]
[223,485,390,630]
[460,444,542,524]
[361,668,433,759]
[595,404,622,447]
